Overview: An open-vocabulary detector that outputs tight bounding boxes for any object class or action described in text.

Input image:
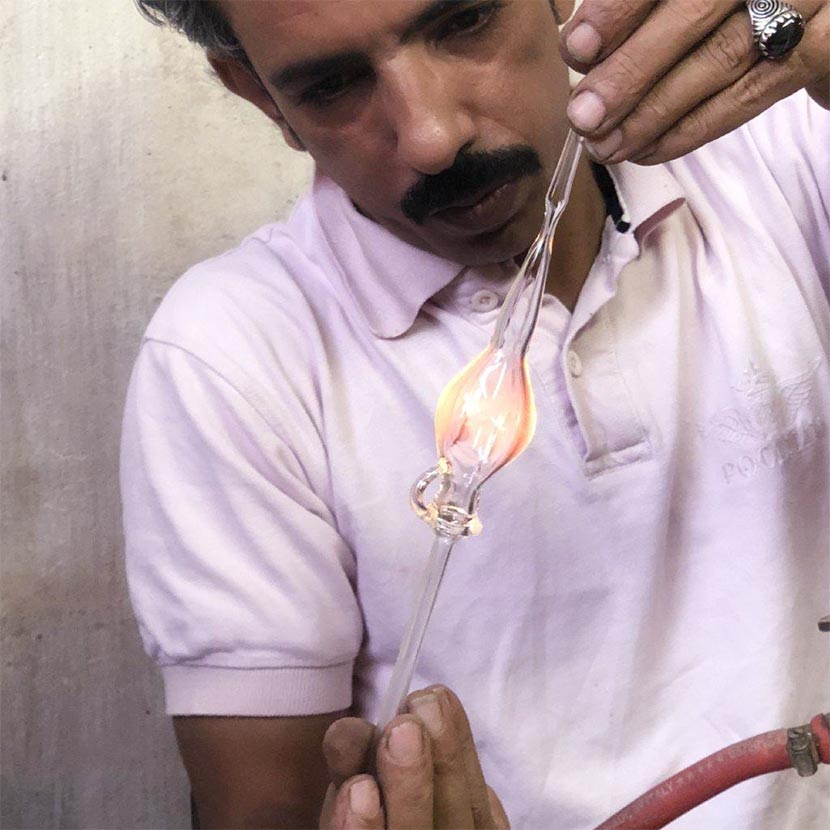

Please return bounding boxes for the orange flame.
[433,346,536,483]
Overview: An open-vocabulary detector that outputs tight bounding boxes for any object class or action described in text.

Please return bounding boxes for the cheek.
[298,111,402,205]
[470,15,571,153]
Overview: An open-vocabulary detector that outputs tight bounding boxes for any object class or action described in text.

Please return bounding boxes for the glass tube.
[373,131,584,727]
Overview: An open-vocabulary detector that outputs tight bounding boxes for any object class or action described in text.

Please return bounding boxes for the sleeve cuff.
[161,662,354,716]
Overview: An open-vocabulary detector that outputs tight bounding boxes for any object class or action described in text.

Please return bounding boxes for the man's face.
[222,0,572,266]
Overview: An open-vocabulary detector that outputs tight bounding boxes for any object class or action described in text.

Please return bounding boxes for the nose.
[380,53,477,176]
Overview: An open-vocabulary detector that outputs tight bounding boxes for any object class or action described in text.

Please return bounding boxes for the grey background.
[1,3,313,827]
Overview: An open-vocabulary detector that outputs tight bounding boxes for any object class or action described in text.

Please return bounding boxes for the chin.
[434,214,540,268]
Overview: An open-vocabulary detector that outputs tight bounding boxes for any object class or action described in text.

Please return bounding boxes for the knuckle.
[397,781,432,809]
[635,89,674,127]
[609,0,643,23]
[651,110,709,161]
[431,739,465,774]
[733,68,773,113]
[671,0,716,26]
[586,0,642,29]
[601,48,649,99]
[731,43,806,115]
[703,23,753,76]
[674,111,709,147]
[783,46,813,83]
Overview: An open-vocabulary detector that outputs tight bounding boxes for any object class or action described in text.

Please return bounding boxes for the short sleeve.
[120,339,362,716]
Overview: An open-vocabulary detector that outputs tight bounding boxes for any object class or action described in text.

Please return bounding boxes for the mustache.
[400,145,542,225]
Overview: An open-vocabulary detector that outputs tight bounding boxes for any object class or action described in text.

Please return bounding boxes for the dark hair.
[135,1,564,74]
[134,0,255,73]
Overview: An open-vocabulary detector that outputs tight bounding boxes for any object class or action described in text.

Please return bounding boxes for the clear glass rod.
[374,532,455,727]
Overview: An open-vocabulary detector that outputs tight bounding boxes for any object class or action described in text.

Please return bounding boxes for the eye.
[438,1,503,38]
[299,68,371,107]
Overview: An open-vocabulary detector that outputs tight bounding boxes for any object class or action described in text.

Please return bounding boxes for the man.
[122,1,830,827]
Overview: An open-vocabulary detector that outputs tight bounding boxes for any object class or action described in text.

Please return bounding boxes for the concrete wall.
[1,3,313,827]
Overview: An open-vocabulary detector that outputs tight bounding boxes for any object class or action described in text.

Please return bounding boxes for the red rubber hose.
[596,714,830,830]
[811,713,830,764]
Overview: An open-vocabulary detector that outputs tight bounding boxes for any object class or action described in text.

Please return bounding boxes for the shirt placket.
[531,232,652,476]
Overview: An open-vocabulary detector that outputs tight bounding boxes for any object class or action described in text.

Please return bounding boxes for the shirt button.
[567,350,583,377]
[470,289,500,312]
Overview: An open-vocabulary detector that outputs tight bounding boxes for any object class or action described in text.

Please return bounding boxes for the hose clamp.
[787,725,819,777]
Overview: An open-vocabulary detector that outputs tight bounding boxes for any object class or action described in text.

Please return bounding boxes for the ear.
[207,52,306,152]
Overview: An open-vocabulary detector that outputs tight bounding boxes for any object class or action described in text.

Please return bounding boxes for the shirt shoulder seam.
[140,335,298,453]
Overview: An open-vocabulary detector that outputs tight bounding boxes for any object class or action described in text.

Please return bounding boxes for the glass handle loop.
[410,463,443,521]
[410,459,483,538]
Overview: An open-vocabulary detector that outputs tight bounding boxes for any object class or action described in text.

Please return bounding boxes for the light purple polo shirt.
[122,92,829,828]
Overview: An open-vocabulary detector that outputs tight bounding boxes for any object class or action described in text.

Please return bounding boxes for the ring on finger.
[745,0,806,59]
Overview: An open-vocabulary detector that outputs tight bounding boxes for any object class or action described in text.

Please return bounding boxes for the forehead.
[222,0,445,60]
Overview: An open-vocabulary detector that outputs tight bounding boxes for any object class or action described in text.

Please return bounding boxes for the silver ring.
[746,0,805,59]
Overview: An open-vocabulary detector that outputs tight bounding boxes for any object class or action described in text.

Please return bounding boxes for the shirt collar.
[603,160,686,244]
[309,160,686,339]
[310,172,464,339]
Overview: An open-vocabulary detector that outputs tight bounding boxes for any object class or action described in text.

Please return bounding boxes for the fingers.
[430,687,495,829]
[327,775,385,830]
[633,3,829,164]
[562,0,826,164]
[487,787,511,830]
[586,7,758,162]
[323,717,376,787]
[405,689,476,829]
[376,715,435,829]
[566,0,738,135]
[561,0,659,71]
[323,687,499,829]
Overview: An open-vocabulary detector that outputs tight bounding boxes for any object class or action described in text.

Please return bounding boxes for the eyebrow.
[269,51,365,91]
[267,0,481,91]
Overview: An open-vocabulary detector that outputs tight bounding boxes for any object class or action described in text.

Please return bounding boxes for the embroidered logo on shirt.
[698,359,825,484]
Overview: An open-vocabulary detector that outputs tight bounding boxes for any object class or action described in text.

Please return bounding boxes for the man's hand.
[559,0,830,165]
[319,685,509,829]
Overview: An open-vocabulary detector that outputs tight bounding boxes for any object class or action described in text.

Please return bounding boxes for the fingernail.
[349,778,380,819]
[410,692,443,737]
[387,721,422,763]
[586,129,623,161]
[567,91,606,132]
[566,23,602,64]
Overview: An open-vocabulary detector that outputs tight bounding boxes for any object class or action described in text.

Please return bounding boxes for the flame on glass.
[433,345,536,483]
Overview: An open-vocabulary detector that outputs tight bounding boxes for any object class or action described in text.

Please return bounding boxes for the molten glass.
[410,344,537,540]
[434,346,537,484]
